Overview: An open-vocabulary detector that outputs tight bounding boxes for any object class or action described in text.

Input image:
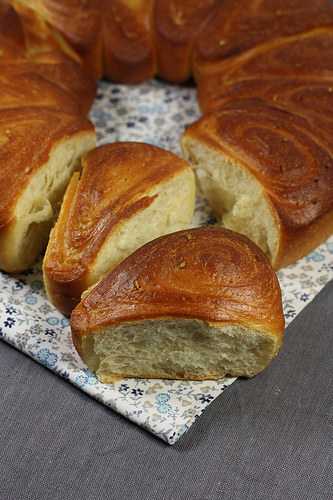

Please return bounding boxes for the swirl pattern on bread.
[43,142,195,315]
[71,227,284,382]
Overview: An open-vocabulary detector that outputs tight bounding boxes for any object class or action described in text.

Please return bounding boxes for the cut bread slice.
[0,107,95,273]
[182,100,333,269]
[70,227,285,383]
[43,142,196,316]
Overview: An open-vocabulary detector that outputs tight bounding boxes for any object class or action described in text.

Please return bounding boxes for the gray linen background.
[0,281,332,500]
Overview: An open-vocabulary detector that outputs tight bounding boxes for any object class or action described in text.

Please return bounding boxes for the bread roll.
[182,99,333,269]
[193,0,333,84]
[70,227,284,383]
[11,0,103,79]
[199,78,333,117]
[154,0,217,83]
[103,0,156,83]
[0,107,95,273]
[0,69,80,113]
[43,142,195,316]
[197,28,333,114]
[0,52,96,114]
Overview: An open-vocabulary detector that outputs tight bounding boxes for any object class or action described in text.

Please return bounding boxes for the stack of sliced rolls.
[1,0,333,382]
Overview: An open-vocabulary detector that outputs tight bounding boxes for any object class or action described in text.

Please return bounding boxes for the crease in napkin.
[1,81,332,444]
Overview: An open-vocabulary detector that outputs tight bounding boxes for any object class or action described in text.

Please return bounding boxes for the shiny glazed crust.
[103,0,156,84]
[153,0,218,83]
[43,142,195,315]
[14,0,103,78]
[0,68,80,113]
[0,55,96,114]
[183,100,333,269]
[197,28,333,113]
[71,226,284,345]
[193,1,333,81]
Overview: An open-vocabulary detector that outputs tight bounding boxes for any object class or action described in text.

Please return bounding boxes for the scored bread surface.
[70,227,285,382]
[43,142,195,316]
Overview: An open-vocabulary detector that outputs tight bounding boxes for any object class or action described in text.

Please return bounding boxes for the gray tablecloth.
[1,280,332,500]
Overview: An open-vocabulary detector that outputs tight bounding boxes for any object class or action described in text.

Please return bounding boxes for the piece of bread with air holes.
[182,99,333,269]
[43,142,196,316]
[0,107,95,273]
[70,227,285,383]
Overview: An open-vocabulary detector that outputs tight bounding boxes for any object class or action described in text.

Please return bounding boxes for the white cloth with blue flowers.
[1,81,332,444]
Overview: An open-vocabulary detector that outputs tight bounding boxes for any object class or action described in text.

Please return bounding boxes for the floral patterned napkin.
[1,81,332,444]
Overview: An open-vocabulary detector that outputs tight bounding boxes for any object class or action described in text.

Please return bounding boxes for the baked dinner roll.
[70,227,285,383]
[182,99,333,269]
[197,27,333,114]
[43,142,195,316]
[193,1,333,84]
[103,0,156,83]
[154,0,217,83]
[0,107,95,273]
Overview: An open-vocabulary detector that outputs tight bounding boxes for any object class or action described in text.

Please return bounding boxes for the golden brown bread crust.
[43,142,194,315]
[0,53,96,114]
[12,0,103,78]
[197,28,333,113]
[7,0,333,86]
[0,3,26,58]
[103,0,156,83]
[199,79,333,117]
[153,0,217,83]
[193,0,333,81]
[184,100,333,269]
[0,68,80,113]
[70,227,285,347]
[0,107,93,231]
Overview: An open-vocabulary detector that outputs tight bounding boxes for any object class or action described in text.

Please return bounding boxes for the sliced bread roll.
[43,142,196,316]
[70,227,285,383]
[0,107,95,273]
[182,99,333,269]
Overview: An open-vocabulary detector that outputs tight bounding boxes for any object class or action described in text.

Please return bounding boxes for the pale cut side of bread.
[182,99,333,269]
[0,110,96,273]
[80,319,281,384]
[43,142,196,316]
[182,135,281,265]
[88,167,195,285]
[71,227,285,382]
